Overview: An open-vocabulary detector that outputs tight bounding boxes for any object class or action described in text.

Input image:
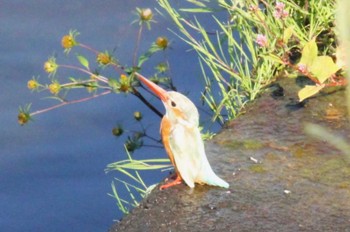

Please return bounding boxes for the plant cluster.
[18,8,174,213]
[159,0,344,123]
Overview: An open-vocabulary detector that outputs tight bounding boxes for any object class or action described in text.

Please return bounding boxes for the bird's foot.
[159,175,182,190]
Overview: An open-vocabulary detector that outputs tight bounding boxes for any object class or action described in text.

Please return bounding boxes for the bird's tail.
[196,159,229,188]
[204,170,229,188]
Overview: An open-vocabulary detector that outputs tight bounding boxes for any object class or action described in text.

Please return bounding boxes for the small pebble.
[249,157,259,163]
[284,189,291,194]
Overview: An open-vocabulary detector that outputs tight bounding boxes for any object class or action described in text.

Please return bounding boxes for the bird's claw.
[159,175,182,190]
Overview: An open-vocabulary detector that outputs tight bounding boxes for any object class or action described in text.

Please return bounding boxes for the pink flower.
[275,1,285,11]
[297,64,308,74]
[256,34,268,47]
[274,9,289,19]
[273,1,289,19]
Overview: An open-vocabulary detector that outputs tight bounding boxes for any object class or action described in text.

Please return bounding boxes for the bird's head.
[136,73,199,126]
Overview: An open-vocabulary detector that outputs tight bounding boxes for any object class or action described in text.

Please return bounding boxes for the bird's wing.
[170,121,230,189]
[168,123,205,188]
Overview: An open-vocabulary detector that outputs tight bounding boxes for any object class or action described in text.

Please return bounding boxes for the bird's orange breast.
[160,117,176,169]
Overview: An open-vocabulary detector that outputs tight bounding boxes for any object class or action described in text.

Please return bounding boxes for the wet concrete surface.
[109,77,350,232]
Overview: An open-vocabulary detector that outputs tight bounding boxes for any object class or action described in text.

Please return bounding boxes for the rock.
[109,78,350,232]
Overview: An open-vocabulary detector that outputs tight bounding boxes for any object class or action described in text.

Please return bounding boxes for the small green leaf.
[108,78,119,92]
[283,26,294,43]
[137,44,162,67]
[265,54,285,65]
[298,40,340,84]
[309,56,340,84]
[76,54,89,69]
[299,39,318,67]
[179,8,213,13]
[185,0,208,7]
[298,84,325,102]
[254,10,266,21]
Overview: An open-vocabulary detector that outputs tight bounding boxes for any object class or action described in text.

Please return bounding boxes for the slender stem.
[60,64,109,83]
[133,25,143,67]
[181,18,233,86]
[132,87,163,118]
[78,43,99,55]
[60,79,97,88]
[164,55,177,91]
[30,90,112,116]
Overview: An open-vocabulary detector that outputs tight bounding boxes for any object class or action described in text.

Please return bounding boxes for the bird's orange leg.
[159,175,183,190]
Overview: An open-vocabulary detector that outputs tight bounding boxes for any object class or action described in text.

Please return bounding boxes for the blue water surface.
[0,1,220,231]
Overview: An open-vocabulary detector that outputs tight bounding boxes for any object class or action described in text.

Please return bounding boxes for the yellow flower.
[156,37,168,49]
[18,112,30,125]
[119,74,130,92]
[61,35,77,49]
[120,74,128,82]
[44,58,58,74]
[134,111,142,121]
[27,79,39,90]
[140,8,153,21]
[112,126,124,137]
[49,82,61,95]
[61,30,79,53]
[97,52,113,65]
[155,63,168,73]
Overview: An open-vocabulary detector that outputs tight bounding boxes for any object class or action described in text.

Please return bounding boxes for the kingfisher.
[136,73,229,190]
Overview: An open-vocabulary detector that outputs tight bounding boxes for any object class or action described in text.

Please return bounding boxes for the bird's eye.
[171,101,176,107]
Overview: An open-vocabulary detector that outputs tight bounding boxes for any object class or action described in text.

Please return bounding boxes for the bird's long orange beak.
[135,72,168,102]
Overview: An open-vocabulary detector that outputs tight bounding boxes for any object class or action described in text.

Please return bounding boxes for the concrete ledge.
[110,78,350,232]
